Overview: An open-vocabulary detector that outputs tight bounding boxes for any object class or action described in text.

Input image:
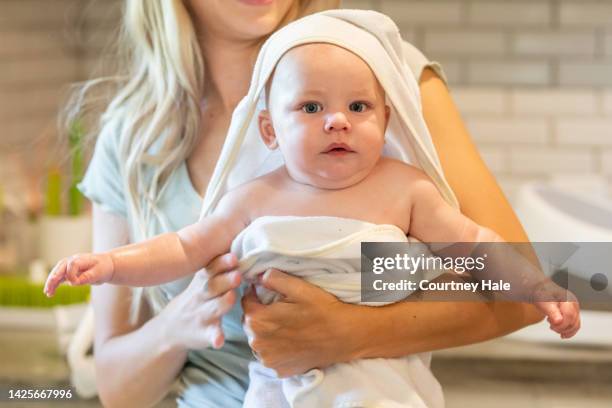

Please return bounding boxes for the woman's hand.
[242,269,363,377]
[159,253,242,351]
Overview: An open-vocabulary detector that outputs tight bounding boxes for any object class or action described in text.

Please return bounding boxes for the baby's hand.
[44,253,114,297]
[533,280,581,339]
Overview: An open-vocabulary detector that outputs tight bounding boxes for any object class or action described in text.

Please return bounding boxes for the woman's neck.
[198,35,261,114]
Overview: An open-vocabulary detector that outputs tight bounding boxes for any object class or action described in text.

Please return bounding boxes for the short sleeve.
[402,41,448,86]
[78,124,127,218]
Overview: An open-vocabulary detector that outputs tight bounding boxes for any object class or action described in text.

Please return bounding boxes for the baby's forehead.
[277,43,365,71]
[264,43,387,109]
[270,43,382,88]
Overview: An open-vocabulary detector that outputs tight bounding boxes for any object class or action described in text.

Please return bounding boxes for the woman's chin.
[192,0,295,42]
[236,0,275,6]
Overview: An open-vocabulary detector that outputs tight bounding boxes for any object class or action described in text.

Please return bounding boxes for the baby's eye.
[349,102,368,112]
[302,102,322,113]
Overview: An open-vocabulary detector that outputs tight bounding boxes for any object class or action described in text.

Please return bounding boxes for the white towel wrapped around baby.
[232,216,444,408]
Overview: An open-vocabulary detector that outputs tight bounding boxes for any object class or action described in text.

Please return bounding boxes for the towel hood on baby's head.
[199,9,459,219]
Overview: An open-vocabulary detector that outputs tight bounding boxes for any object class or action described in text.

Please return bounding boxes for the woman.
[74,1,545,406]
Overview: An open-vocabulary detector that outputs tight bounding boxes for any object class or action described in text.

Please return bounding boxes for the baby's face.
[259,43,389,189]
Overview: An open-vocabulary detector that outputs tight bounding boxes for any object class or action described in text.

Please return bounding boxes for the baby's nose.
[324,112,351,133]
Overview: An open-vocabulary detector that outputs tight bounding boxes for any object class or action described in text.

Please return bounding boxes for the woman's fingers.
[195,270,241,301]
[259,269,322,302]
[205,253,239,277]
[199,290,237,321]
[209,324,225,349]
[241,285,266,315]
[188,253,241,300]
[239,279,349,377]
[242,285,265,339]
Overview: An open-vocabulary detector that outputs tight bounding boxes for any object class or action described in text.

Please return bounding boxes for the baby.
[45,43,579,406]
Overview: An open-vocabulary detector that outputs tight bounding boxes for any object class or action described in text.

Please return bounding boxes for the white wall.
[345,0,612,199]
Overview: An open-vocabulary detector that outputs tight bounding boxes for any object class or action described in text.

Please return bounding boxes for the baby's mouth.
[323,143,355,154]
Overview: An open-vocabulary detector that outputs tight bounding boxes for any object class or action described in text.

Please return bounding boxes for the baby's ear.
[258,110,278,150]
[383,105,391,131]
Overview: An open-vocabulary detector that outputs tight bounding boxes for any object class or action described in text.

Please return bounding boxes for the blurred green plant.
[0,275,89,307]
[44,118,86,216]
[68,119,85,216]
[45,168,62,216]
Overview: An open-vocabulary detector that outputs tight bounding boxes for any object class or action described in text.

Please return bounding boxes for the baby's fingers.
[66,255,99,285]
[556,302,581,338]
[561,324,580,339]
[550,303,577,332]
[44,259,68,297]
[73,264,109,285]
[537,302,563,326]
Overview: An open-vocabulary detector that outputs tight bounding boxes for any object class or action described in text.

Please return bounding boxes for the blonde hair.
[65,0,339,238]
[64,0,340,312]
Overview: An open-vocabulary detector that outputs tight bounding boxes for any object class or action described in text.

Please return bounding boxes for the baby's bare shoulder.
[375,158,441,201]
[376,158,431,184]
[217,170,283,218]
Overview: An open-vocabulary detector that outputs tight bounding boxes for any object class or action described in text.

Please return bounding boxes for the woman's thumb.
[260,269,304,300]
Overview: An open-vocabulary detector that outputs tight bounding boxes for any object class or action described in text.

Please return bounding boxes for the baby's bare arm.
[407,173,541,287]
[406,169,550,298]
[44,188,252,293]
[407,173,580,337]
[108,216,242,286]
[404,166,497,244]
[110,189,251,286]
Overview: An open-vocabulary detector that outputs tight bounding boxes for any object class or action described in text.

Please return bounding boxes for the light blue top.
[78,126,251,408]
[78,41,444,407]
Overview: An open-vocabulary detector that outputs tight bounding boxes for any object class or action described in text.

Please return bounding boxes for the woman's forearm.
[347,299,540,361]
[91,206,186,407]
[94,304,187,407]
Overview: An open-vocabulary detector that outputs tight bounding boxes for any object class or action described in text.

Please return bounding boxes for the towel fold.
[233,215,409,304]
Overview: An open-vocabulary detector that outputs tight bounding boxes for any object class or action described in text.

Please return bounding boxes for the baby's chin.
[295,169,372,190]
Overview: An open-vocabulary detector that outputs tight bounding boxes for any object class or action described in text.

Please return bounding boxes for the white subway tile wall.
[423,30,507,55]
[603,150,612,175]
[464,118,550,145]
[604,91,612,114]
[466,1,551,27]
[510,90,598,116]
[1,0,611,200]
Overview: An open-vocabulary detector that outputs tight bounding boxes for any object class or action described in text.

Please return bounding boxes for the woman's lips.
[237,0,274,5]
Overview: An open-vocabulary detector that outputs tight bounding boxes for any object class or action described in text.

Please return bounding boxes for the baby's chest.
[257,189,412,232]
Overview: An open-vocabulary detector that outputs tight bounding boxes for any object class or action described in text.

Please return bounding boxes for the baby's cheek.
[361,126,386,148]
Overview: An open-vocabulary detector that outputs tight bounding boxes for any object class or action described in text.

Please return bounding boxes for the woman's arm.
[420,68,529,242]
[91,205,184,407]
[242,68,544,378]
[418,66,544,313]
[91,205,241,407]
